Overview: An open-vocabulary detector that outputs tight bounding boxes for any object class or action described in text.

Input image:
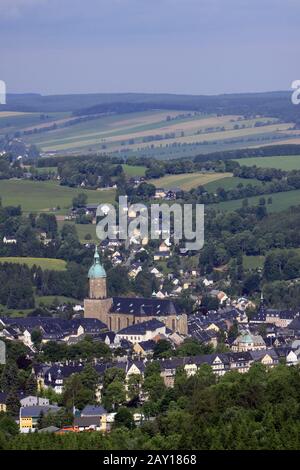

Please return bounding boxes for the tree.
[114,407,135,430]
[72,193,88,208]
[6,388,21,416]
[103,380,126,411]
[25,374,37,395]
[153,340,172,359]
[127,374,143,401]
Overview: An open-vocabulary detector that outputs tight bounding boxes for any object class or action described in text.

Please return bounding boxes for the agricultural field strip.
[150,172,233,190]
[29,115,270,148]
[42,122,292,152]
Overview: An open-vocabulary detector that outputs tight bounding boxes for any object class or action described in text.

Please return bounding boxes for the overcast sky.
[0,0,299,95]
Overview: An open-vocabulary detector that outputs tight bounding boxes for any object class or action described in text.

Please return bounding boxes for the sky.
[0,0,299,95]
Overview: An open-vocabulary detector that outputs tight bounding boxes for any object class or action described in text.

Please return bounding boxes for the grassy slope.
[150,172,233,191]
[204,176,265,192]
[0,180,115,214]
[234,155,300,170]
[0,257,67,270]
[214,189,300,213]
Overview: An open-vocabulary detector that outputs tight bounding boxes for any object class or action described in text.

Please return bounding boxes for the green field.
[204,176,265,193]
[243,255,265,270]
[0,257,67,270]
[235,155,300,170]
[150,172,233,191]
[214,189,300,213]
[0,180,115,214]
[122,164,146,177]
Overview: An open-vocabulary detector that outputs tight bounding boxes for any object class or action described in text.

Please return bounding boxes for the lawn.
[214,189,300,213]
[122,164,146,177]
[150,172,233,191]
[0,179,115,214]
[0,257,67,270]
[234,155,300,171]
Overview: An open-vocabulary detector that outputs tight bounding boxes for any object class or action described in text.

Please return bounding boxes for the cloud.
[0,0,47,18]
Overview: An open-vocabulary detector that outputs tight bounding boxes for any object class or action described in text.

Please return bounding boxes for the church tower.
[88,246,107,299]
[84,246,112,324]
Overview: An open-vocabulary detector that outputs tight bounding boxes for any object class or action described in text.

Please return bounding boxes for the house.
[19,405,61,433]
[203,278,214,287]
[249,350,279,368]
[154,188,167,199]
[265,310,297,328]
[0,317,108,346]
[154,251,170,261]
[150,267,163,279]
[228,352,253,374]
[116,319,166,344]
[133,340,156,357]
[20,396,50,407]
[73,406,109,432]
[166,188,181,200]
[2,236,17,244]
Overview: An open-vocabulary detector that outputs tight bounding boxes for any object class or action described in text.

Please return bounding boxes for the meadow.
[0,180,115,214]
[150,172,233,190]
[204,176,266,192]
[215,188,300,213]
[235,155,300,171]
[122,164,146,177]
[0,257,67,271]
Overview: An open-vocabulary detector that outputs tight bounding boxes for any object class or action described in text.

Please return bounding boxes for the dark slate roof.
[118,319,165,335]
[0,317,107,340]
[74,416,100,427]
[287,318,300,331]
[138,340,156,352]
[112,297,181,317]
[81,405,107,417]
[249,309,267,322]
[20,405,61,418]
[249,349,279,361]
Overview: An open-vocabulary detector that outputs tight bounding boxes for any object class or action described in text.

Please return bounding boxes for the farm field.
[215,188,300,213]
[36,121,291,153]
[0,111,69,134]
[150,172,233,190]
[0,257,67,271]
[204,176,265,192]
[235,155,300,171]
[17,107,292,159]
[0,180,115,214]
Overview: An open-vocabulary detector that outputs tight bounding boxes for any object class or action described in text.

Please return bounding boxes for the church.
[84,247,188,335]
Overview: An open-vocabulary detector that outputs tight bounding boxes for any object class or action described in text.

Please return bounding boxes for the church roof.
[88,246,106,279]
[111,297,181,317]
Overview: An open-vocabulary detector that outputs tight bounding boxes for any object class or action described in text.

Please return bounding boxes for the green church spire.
[88,245,106,279]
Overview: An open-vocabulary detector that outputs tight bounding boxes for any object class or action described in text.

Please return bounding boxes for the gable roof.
[81,405,107,417]
[112,297,181,317]
[118,319,165,335]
